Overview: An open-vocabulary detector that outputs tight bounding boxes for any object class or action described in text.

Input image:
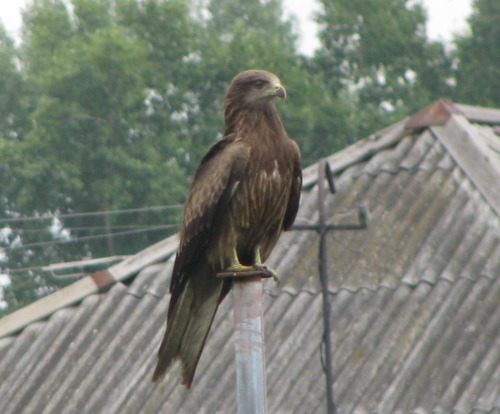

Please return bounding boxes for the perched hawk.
[152,69,302,387]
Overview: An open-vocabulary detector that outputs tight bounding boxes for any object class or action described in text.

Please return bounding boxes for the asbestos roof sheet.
[1,100,500,413]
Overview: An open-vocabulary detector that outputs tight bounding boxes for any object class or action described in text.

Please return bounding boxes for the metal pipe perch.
[217,269,274,414]
[232,276,268,414]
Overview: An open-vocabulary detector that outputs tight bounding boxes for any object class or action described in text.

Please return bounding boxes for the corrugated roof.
[1,100,500,413]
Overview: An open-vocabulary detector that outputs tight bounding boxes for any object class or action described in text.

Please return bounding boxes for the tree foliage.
[0,25,30,141]
[1,0,193,312]
[453,0,500,107]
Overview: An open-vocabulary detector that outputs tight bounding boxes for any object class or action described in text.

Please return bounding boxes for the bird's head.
[225,69,286,110]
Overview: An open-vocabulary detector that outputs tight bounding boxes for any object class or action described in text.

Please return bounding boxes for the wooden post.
[232,277,267,414]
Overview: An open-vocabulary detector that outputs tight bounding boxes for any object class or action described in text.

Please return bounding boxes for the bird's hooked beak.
[272,83,287,99]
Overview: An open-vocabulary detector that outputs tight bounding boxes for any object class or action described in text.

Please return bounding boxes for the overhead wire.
[1,223,179,278]
[0,205,181,265]
[4,224,179,251]
[4,224,175,233]
[0,207,181,276]
[0,204,183,225]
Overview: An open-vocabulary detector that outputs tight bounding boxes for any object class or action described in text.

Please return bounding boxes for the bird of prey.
[152,69,302,387]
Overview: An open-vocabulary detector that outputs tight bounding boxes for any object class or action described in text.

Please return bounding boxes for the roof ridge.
[430,113,500,219]
[455,102,500,125]
[301,98,498,189]
[406,99,500,129]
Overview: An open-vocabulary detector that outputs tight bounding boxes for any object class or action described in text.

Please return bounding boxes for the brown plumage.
[152,69,302,387]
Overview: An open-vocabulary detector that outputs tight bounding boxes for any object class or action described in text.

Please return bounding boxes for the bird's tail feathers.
[152,279,194,382]
[152,269,224,388]
[178,288,222,387]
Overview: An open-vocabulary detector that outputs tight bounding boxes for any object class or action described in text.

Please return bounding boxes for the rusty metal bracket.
[324,160,336,194]
[90,269,115,292]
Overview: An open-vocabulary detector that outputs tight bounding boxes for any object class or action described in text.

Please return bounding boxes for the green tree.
[453,0,500,107]
[0,22,30,212]
[19,0,185,227]
[0,0,195,313]
[0,24,36,312]
[116,0,203,177]
[315,0,453,136]
[0,25,30,141]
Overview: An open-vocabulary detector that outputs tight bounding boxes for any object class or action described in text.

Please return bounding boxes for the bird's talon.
[255,265,279,283]
[269,269,279,284]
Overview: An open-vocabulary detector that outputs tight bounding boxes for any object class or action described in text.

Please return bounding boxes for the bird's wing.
[168,138,250,315]
[282,141,302,231]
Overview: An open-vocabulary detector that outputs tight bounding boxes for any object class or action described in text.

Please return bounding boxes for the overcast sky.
[1,0,473,55]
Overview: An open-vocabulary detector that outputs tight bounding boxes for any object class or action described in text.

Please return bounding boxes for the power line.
[0,224,177,277]
[4,224,178,251]
[5,224,176,233]
[0,205,183,225]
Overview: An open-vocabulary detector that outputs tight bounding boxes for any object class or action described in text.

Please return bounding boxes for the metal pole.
[233,277,267,414]
[318,159,338,414]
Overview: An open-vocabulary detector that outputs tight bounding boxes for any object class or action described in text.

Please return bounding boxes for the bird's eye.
[254,80,266,90]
